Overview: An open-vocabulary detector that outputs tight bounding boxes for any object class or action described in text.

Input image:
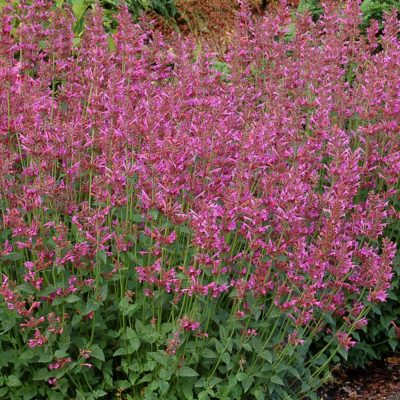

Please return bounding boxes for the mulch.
[320,355,400,400]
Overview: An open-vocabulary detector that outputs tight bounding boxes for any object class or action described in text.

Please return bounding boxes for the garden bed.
[0,1,399,399]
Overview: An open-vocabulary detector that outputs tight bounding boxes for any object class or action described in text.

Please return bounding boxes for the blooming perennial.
[0,1,399,399]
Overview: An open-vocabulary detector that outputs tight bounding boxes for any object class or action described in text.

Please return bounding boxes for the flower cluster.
[0,1,398,398]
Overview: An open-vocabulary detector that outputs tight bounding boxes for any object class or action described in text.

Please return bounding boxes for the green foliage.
[68,0,92,34]
[125,0,178,19]
[360,0,400,28]
[0,210,342,399]
[0,288,336,398]
[297,0,400,26]
[63,0,179,34]
[297,0,323,21]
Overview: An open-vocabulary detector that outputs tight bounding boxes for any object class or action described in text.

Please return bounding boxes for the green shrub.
[298,0,400,27]
[125,0,178,19]
[360,0,400,29]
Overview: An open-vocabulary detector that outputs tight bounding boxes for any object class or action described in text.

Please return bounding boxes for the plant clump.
[0,1,399,399]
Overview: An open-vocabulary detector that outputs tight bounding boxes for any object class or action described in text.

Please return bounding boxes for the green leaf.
[219,325,228,338]
[181,380,193,398]
[149,351,168,367]
[90,345,105,362]
[107,329,119,339]
[242,376,253,393]
[33,368,53,381]
[195,377,206,388]
[107,36,116,52]
[138,374,153,384]
[16,386,38,400]
[338,347,348,361]
[93,390,107,398]
[17,282,35,295]
[19,350,34,361]
[301,381,311,393]
[243,342,252,351]
[148,209,159,220]
[99,284,108,302]
[161,323,174,334]
[389,338,398,351]
[51,297,64,306]
[3,252,24,261]
[198,391,210,400]
[54,350,69,358]
[84,299,99,315]
[159,368,174,381]
[114,380,131,390]
[124,327,136,339]
[202,348,217,359]
[1,317,16,333]
[236,372,247,382]
[254,388,265,400]
[287,366,301,380]
[131,214,143,223]
[215,341,224,354]
[71,314,82,327]
[270,375,284,386]
[208,377,222,387]
[259,350,273,363]
[113,348,127,357]
[371,304,382,315]
[65,294,81,303]
[71,0,87,20]
[127,338,140,354]
[228,376,238,388]
[135,319,145,333]
[177,366,199,377]
[221,352,230,366]
[143,360,157,371]
[6,375,22,387]
[38,352,53,363]
[96,250,107,264]
[361,0,373,14]
[159,380,169,395]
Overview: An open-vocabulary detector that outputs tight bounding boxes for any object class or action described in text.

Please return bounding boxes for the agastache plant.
[0,1,399,399]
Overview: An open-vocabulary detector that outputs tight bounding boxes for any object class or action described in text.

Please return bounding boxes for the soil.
[149,0,300,53]
[320,355,400,400]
